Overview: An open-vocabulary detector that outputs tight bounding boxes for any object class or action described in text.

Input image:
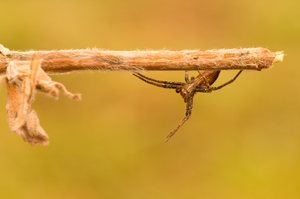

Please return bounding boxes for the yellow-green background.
[0,0,299,198]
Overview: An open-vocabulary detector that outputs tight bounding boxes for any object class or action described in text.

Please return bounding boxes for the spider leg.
[133,73,182,89]
[185,71,197,83]
[192,71,212,93]
[133,72,182,85]
[210,70,242,91]
[165,92,195,142]
[194,70,242,92]
[185,71,189,83]
[198,70,211,87]
[194,86,211,93]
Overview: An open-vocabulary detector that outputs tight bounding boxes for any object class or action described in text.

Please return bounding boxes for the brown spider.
[133,70,242,141]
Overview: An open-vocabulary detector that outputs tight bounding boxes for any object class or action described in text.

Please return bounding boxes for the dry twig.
[0,44,284,145]
[0,46,283,74]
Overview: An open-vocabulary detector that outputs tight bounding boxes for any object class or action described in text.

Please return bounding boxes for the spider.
[133,70,243,141]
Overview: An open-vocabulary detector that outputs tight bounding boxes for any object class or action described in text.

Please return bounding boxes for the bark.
[0,47,284,74]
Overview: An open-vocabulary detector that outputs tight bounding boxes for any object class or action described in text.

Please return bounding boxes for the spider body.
[177,70,220,102]
[133,70,242,141]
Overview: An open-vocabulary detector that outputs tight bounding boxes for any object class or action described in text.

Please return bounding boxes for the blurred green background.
[0,0,299,198]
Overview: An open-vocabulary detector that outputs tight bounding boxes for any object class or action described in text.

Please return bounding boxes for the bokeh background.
[0,0,299,198]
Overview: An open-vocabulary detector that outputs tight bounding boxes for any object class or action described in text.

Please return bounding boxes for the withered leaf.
[6,57,81,145]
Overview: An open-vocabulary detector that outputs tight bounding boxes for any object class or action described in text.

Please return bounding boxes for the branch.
[0,44,284,145]
[0,45,284,74]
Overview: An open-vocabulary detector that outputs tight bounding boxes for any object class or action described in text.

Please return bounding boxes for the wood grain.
[0,47,283,74]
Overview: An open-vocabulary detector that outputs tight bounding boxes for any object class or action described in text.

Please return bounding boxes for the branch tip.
[274,51,284,63]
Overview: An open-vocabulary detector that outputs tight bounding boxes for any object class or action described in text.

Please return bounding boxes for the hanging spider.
[133,70,242,141]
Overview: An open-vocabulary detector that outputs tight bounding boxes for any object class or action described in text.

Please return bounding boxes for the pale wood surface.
[0,47,283,74]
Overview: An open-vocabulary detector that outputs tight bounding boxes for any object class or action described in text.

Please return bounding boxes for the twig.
[0,44,284,145]
[0,45,284,74]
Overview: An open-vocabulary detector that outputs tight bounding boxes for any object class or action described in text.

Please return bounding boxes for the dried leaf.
[6,57,80,145]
